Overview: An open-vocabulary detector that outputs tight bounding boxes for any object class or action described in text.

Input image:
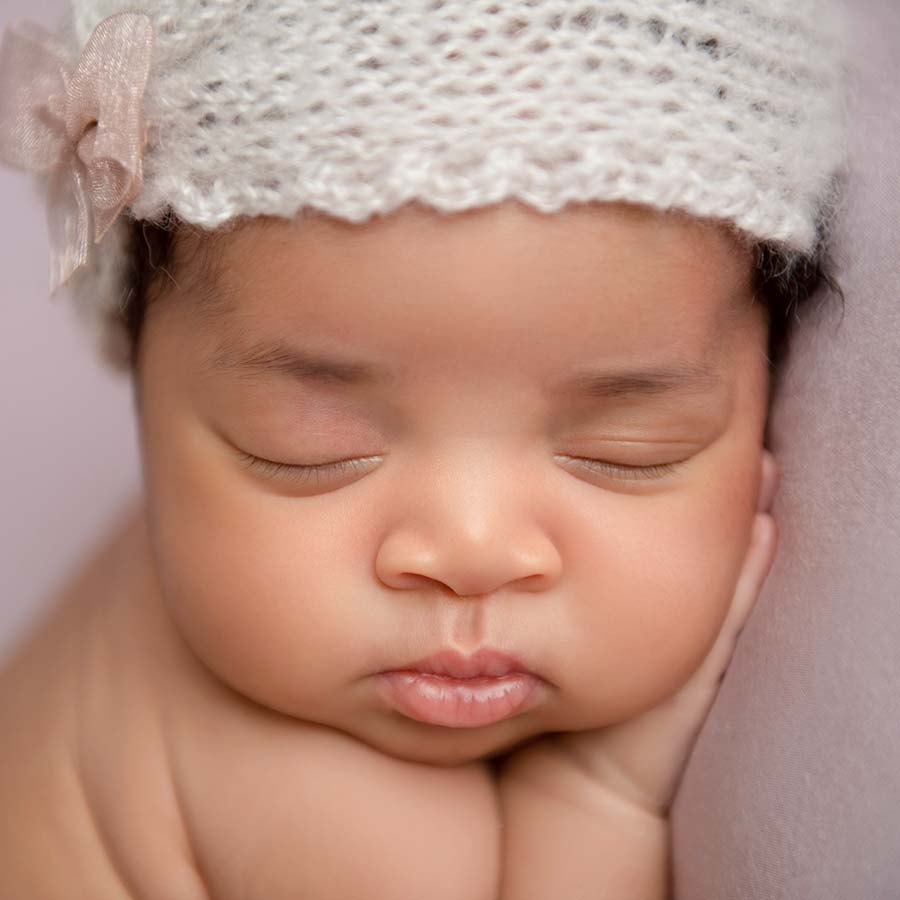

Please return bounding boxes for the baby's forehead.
[164,209,758,397]
[179,255,762,420]
[195,201,754,327]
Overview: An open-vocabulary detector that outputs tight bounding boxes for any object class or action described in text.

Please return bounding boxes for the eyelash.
[566,456,683,481]
[239,452,377,486]
[238,452,683,484]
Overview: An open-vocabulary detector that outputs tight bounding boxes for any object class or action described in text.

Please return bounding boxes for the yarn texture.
[34,0,850,370]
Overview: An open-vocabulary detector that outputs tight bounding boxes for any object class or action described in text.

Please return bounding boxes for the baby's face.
[136,199,769,766]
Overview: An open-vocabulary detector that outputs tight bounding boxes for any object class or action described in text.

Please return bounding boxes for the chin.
[345,715,545,768]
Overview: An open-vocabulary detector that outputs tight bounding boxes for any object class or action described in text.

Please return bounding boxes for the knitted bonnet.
[0,0,850,372]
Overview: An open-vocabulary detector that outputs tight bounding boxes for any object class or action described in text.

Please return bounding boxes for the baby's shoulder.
[0,502,207,899]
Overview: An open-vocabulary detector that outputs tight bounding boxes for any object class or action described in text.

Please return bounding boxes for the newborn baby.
[0,199,780,898]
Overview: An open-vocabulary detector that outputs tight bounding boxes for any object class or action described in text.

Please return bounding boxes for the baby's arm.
[173,718,504,900]
[494,739,669,899]
[494,503,778,899]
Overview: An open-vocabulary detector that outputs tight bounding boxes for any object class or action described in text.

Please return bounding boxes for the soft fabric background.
[1,1,897,896]
[671,1,900,897]
[0,0,141,663]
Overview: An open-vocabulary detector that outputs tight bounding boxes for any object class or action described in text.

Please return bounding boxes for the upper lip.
[387,648,536,679]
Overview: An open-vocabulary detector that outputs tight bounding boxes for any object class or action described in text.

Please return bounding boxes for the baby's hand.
[499,450,780,819]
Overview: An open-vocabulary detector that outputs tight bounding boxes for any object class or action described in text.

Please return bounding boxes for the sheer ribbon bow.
[0,13,153,293]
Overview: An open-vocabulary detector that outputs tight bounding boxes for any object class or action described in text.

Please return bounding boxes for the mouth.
[375,648,545,728]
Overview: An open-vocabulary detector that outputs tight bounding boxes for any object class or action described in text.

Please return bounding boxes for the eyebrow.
[552,358,723,400]
[208,336,392,386]
[207,334,723,400]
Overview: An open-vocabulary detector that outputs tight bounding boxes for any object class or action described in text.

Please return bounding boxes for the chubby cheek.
[558,476,757,729]
[143,438,369,719]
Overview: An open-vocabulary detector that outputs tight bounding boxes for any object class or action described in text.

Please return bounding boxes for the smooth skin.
[0,198,778,898]
[135,197,771,768]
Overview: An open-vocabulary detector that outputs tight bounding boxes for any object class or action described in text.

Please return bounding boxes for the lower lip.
[375,671,543,728]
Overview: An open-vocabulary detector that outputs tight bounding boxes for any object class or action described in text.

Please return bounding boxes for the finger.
[581,513,780,814]
[757,449,780,512]
[725,512,778,639]
[684,512,778,691]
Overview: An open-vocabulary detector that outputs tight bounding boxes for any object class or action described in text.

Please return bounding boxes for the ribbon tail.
[46,156,92,295]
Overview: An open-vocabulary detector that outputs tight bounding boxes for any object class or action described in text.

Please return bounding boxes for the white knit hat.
[1,0,850,372]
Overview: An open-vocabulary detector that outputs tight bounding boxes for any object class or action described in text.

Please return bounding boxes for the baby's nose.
[375,528,562,600]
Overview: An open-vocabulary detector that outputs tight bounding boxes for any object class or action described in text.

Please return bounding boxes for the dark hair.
[120,210,845,405]
[753,237,845,406]
[121,214,175,368]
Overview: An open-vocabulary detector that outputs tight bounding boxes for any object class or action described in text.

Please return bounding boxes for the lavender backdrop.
[0,0,141,663]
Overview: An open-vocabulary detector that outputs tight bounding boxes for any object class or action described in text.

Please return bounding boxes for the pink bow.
[0,13,154,294]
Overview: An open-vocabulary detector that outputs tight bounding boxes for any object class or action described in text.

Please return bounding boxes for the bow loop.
[0,12,154,294]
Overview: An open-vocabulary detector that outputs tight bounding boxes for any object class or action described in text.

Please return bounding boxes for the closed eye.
[238,451,380,486]
[238,450,685,486]
[555,454,684,481]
